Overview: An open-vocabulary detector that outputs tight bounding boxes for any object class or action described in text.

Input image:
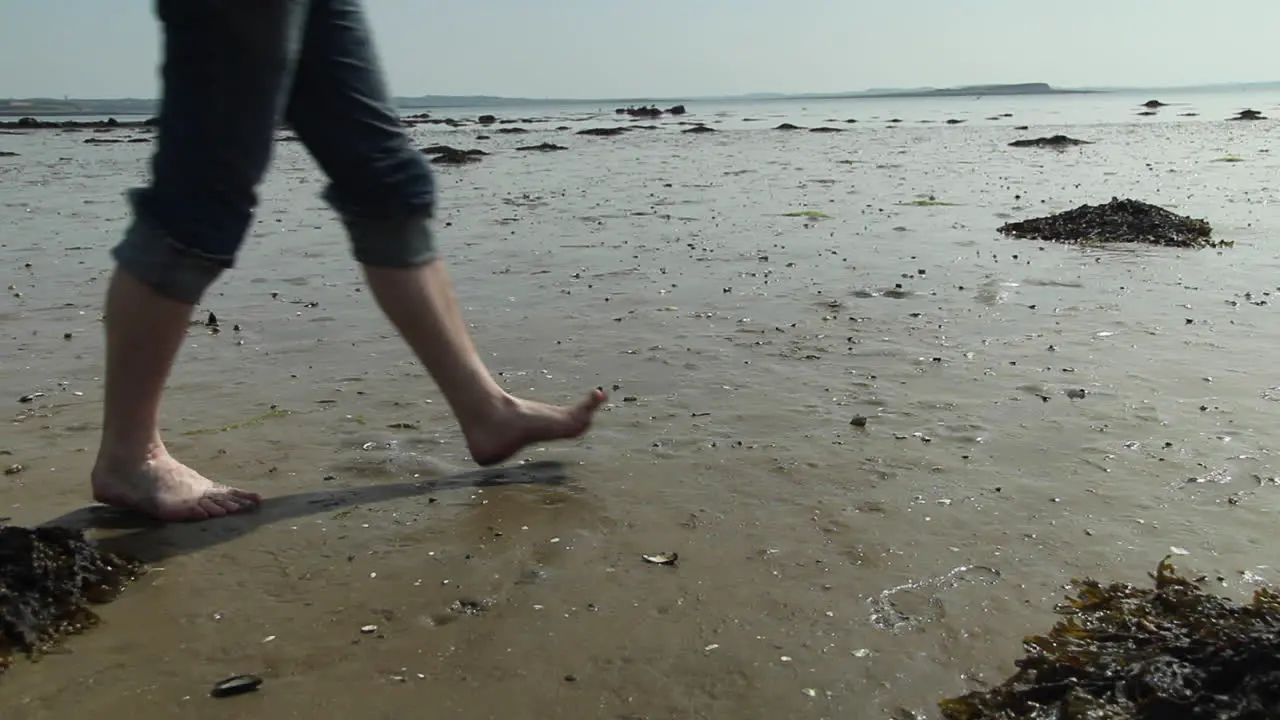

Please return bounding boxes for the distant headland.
[2,81,1276,116]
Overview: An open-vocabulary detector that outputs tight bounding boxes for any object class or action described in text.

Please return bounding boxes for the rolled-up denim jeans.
[113,0,437,305]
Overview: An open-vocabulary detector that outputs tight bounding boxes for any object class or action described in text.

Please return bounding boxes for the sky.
[1,0,1277,100]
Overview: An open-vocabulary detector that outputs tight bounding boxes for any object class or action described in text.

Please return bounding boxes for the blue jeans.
[114,0,437,304]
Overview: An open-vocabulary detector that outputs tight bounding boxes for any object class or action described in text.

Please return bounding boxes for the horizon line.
[4,79,1278,105]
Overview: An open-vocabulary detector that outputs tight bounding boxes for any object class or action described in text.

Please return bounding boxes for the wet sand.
[2,100,1280,718]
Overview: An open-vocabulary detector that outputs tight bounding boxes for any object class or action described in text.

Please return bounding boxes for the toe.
[210,491,257,514]
[197,496,231,518]
[229,488,263,504]
[159,500,213,523]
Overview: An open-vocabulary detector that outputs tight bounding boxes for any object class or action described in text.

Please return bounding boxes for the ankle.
[453,389,517,429]
[95,438,168,471]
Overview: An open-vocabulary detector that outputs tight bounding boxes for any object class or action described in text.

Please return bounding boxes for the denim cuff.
[341,210,438,267]
[111,193,230,305]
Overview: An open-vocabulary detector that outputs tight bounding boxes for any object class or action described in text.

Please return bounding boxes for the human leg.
[285,0,603,466]
[92,0,311,520]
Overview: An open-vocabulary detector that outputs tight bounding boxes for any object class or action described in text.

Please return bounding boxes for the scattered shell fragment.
[210,674,263,698]
[641,552,678,566]
[360,624,378,634]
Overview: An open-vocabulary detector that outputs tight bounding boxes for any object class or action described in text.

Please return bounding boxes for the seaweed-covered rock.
[617,105,661,118]
[998,198,1222,248]
[1229,109,1265,121]
[0,525,144,672]
[516,142,568,151]
[1009,135,1091,148]
[420,145,487,164]
[577,127,628,137]
[939,558,1280,719]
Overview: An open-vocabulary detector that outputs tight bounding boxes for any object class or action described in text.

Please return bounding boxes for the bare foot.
[464,388,607,467]
[91,451,261,522]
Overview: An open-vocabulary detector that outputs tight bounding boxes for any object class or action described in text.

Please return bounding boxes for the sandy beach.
[1,91,1279,718]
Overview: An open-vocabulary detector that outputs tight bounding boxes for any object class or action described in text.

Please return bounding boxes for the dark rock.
[1137,110,1157,116]
[83,137,122,144]
[945,118,965,124]
[666,104,687,115]
[683,125,716,134]
[0,151,17,157]
[0,525,144,674]
[998,197,1222,248]
[16,117,39,128]
[1142,99,1167,108]
[1008,134,1092,148]
[1014,125,1030,130]
[844,118,858,123]
[774,123,803,130]
[577,127,628,137]
[809,126,843,133]
[516,142,568,151]
[477,114,496,124]
[495,127,528,134]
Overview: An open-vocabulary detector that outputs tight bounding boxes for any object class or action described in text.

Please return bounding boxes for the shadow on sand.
[37,461,570,564]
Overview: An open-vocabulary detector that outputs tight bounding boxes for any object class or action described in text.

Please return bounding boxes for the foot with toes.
[91,451,261,522]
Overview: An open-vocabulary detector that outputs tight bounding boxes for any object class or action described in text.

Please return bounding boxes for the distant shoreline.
[1,80,1275,117]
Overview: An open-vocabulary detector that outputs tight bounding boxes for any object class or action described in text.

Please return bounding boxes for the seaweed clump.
[0,525,144,672]
[998,198,1222,248]
[940,557,1280,719]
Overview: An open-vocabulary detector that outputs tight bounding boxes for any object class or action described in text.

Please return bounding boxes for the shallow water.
[2,92,1280,719]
